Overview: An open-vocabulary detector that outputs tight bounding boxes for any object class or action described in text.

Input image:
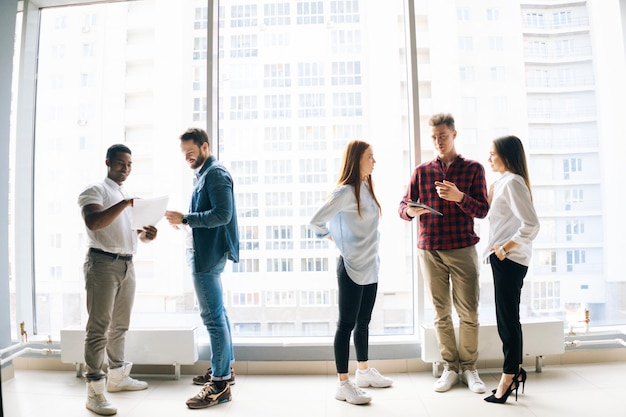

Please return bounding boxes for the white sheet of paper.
[132,195,169,229]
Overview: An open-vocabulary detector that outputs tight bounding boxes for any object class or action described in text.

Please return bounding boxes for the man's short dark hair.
[180,127,210,149]
[106,144,131,161]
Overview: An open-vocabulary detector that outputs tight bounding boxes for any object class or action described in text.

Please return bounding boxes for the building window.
[239,225,260,251]
[264,94,292,119]
[564,188,583,211]
[300,224,329,249]
[194,7,208,30]
[301,290,332,306]
[297,1,324,25]
[563,157,582,179]
[532,281,561,310]
[298,125,326,151]
[565,219,585,241]
[229,95,258,120]
[486,8,500,21]
[264,63,291,87]
[264,3,291,26]
[193,36,207,60]
[236,192,259,218]
[331,29,361,53]
[566,250,586,272]
[265,191,294,217]
[301,257,328,272]
[232,259,260,273]
[264,160,292,184]
[232,292,261,306]
[267,258,294,272]
[332,92,362,117]
[265,291,297,307]
[298,93,326,118]
[330,0,360,23]
[230,34,258,58]
[331,61,361,85]
[264,126,292,151]
[266,225,294,250]
[230,4,257,28]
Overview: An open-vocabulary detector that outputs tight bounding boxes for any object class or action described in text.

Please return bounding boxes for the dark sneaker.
[186,382,232,409]
[192,367,236,386]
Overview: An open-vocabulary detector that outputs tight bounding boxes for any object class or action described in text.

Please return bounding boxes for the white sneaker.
[335,380,372,405]
[355,368,393,388]
[433,369,459,392]
[86,379,117,415]
[107,362,148,392]
[462,369,486,393]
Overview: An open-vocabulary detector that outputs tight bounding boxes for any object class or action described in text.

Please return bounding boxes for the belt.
[89,247,133,262]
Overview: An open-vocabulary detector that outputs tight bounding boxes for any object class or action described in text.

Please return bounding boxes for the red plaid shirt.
[399,155,489,250]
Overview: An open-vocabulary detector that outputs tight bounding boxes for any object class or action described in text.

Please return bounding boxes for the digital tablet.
[402,199,443,216]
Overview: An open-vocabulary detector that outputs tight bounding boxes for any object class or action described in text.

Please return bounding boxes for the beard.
[191,151,207,170]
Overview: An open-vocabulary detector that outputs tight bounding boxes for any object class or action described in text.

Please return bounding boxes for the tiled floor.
[2,362,625,417]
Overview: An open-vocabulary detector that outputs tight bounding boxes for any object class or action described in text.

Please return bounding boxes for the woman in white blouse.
[483,136,540,404]
[310,140,393,405]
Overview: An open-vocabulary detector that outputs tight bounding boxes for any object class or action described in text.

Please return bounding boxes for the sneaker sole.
[186,395,232,409]
[335,395,371,405]
[193,379,235,386]
[86,404,117,415]
[107,385,148,392]
[356,381,393,388]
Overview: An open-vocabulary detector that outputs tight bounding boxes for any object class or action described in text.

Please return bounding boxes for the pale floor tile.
[3,363,626,417]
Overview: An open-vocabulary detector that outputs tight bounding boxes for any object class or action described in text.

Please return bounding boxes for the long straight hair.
[337,140,381,217]
[493,135,533,200]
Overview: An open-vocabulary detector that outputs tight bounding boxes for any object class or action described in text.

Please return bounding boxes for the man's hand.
[407,206,429,217]
[139,225,158,242]
[165,210,184,229]
[434,180,464,203]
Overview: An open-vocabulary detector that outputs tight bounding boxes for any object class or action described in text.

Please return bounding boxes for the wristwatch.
[498,246,508,257]
[181,215,189,225]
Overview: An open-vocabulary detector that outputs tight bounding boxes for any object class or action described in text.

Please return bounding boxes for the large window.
[8,0,626,344]
[28,0,415,340]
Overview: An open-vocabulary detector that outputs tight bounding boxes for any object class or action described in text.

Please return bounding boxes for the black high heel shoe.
[491,368,527,394]
[518,368,527,393]
[484,376,519,404]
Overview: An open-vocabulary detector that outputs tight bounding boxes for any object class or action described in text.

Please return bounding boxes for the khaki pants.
[83,251,136,381]
[419,246,480,372]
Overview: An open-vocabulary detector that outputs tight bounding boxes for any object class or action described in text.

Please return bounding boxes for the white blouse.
[484,171,540,267]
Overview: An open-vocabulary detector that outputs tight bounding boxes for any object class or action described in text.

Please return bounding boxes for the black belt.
[89,247,133,262]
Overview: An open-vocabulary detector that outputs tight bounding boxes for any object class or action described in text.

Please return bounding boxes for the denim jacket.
[186,155,239,273]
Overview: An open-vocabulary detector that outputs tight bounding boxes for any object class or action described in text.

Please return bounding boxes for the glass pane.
[413,1,624,329]
[218,0,415,337]
[32,0,415,339]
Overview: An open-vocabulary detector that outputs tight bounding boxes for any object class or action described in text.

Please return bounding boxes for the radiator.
[421,319,565,376]
[60,326,198,380]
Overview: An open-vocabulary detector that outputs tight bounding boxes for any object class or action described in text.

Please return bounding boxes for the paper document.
[132,195,169,229]
[402,199,443,216]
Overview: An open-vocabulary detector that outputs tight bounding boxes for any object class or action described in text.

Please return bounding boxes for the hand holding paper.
[132,195,169,229]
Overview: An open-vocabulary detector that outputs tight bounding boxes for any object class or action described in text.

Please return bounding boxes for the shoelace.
[347,381,368,396]
[466,370,481,384]
[197,383,218,398]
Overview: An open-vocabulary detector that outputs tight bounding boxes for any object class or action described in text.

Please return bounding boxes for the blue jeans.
[187,250,234,381]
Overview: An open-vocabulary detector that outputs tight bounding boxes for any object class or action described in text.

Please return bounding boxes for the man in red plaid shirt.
[399,113,489,394]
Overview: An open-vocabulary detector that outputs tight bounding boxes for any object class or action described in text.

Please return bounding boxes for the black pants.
[490,254,528,374]
[334,256,378,374]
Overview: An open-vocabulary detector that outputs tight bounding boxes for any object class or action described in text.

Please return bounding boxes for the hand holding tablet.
[402,199,443,216]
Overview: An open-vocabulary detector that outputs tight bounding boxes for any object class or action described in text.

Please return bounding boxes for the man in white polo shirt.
[78,144,158,416]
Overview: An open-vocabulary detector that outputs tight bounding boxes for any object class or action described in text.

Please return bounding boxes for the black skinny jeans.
[490,253,528,374]
[334,256,378,374]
